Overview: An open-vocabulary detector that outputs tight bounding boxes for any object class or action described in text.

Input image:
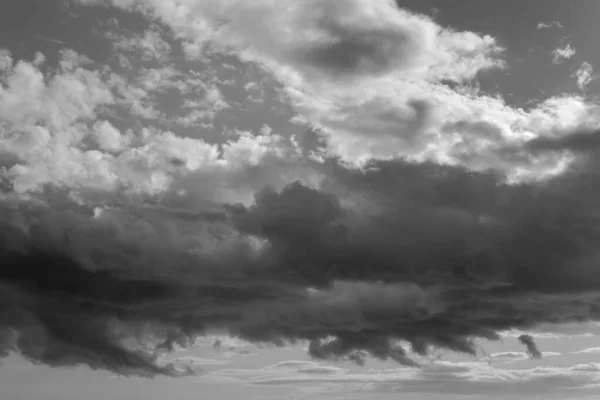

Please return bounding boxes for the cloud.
[552,44,576,64]
[215,359,600,397]
[518,334,542,359]
[78,1,549,171]
[5,151,600,376]
[537,21,563,30]
[572,347,600,354]
[574,62,595,90]
[91,120,132,152]
[480,351,561,364]
[4,0,600,385]
[486,351,530,361]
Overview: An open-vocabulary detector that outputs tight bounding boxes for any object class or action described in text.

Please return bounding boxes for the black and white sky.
[2,1,600,399]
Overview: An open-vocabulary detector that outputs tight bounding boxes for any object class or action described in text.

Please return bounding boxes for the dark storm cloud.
[3,156,600,375]
[0,247,187,377]
[225,158,600,361]
[0,197,292,376]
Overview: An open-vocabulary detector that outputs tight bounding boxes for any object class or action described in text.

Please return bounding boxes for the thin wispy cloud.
[538,21,563,29]
[213,359,600,397]
[572,347,600,354]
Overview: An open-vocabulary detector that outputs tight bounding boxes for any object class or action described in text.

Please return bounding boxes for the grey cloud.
[537,21,563,30]
[3,156,600,376]
[293,2,424,79]
[226,159,600,359]
[518,334,542,359]
[483,351,528,362]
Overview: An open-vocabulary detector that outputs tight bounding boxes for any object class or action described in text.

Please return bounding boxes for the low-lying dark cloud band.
[2,158,600,375]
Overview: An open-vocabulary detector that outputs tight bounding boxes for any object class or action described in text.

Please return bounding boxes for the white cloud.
[91,120,131,152]
[537,21,563,30]
[0,49,118,192]
[574,62,595,90]
[552,44,576,64]
[572,347,600,354]
[0,48,297,197]
[75,0,600,181]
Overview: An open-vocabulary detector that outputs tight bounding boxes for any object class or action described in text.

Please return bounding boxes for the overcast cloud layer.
[2,0,600,388]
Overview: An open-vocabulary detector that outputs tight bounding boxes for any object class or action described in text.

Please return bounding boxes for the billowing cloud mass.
[2,0,600,382]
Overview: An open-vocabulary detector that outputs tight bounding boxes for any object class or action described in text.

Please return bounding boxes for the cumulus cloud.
[480,351,560,364]
[574,62,595,90]
[552,44,576,64]
[4,153,600,375]
[572,347,600,354]
[71,0,600,182]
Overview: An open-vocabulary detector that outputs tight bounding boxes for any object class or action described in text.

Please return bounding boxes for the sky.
[3,0,600,399]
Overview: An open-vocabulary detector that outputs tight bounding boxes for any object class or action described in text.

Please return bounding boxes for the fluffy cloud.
[72,0,600,182]
[572,347,600,354]
[76,0,533,172]
[574,62,595,90]
[552,44,576,64]
[0,48,295,196]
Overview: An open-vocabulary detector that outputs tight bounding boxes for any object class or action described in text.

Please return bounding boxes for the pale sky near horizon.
[3,0,600,399]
